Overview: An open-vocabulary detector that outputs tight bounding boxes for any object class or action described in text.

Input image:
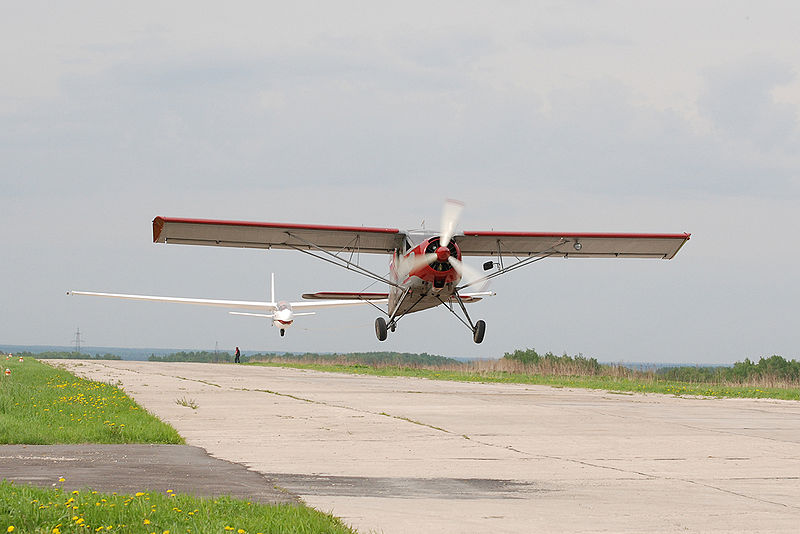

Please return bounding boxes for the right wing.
[153,217,406,254]
[455,231,690,259]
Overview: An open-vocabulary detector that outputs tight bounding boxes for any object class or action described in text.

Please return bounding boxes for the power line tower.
[72,327,84,353]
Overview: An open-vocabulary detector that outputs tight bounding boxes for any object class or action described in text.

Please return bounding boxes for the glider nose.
[435,246,451,262]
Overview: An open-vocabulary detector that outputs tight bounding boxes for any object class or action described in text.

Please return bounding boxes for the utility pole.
[72,327,83,353]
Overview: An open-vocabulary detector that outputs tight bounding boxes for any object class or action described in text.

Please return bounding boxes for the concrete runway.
[50,360,800,534]
[0,444,297,504]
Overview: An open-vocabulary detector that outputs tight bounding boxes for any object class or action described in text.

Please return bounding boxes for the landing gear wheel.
[375,317,388,341]
[390,323,396,333]
[472,320,486,344]
[280,329,285,337]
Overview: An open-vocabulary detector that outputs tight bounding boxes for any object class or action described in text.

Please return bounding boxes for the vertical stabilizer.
[271,272,275,304]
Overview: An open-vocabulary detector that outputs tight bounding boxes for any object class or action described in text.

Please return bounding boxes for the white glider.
[68,273,389,337]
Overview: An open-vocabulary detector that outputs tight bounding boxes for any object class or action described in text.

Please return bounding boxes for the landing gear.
[437,289,488,344]
[472,320,486,344]
[390,323,396,332]
[375,317,388,341]
[280,329,285,337]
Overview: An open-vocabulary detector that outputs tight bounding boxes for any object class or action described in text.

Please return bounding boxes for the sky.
[2,1,799,364]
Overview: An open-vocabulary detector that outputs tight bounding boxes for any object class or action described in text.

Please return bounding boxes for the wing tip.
[152,216,165,243]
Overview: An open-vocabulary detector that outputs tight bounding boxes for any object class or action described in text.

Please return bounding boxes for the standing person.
[234,346,241,364]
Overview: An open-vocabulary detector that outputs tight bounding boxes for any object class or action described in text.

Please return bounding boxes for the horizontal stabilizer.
[229,311,274,318]
[452,291,495,303]
[302,292,389,301]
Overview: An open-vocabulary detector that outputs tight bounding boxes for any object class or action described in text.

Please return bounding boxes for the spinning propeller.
[396,200,489,290]
[436,199,489,290]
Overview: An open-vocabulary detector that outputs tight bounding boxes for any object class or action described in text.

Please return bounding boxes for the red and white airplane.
[68,273,391,337]
[149,200,689,343]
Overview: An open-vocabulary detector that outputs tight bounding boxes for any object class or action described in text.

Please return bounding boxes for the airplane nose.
[435,246,450,262]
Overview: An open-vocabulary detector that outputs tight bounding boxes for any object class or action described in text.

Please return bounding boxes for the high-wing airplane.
[68,273,397,337]
[150,200,689,344]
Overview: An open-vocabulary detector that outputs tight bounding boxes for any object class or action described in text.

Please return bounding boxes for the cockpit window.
[277,301,292,311]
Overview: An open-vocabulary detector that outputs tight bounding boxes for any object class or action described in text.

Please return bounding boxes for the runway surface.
[49,360,800,533]
[0,444,296,504]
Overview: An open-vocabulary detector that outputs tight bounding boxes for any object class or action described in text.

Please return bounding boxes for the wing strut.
[284,231,403,290]
[436,289,476,331]
[457,239,567,291]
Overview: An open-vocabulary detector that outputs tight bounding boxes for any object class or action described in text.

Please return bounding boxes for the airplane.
[68,273,401,337]
[148,200,690,344]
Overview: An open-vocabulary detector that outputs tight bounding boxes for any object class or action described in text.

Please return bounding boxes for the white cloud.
[3,1,800,363]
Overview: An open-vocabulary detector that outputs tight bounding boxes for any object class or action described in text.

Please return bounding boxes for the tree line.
[657,355,800,384]
[11,351,122,360]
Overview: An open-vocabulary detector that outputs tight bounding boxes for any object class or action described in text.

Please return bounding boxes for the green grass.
[0,358,183,444]
[249,361,800,401]
[0,480,356,534]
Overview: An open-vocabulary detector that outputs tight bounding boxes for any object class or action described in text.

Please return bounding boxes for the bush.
[502,348,601,375]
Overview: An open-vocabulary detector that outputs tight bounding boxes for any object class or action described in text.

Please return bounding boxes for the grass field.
[1,358,357,532]
[0,480,355,534]
[250,360,800,401]
[0,358,182,444]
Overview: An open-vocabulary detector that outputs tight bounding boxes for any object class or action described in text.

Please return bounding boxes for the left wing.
[67,291,386,311]
[67,291,277,311]
[455,231,690,259]
[153,217,406,254]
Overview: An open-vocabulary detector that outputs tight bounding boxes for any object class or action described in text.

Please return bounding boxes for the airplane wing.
[67,290,386,312]
[454,231,690,259]
[67,291,277,311]
[153,217,406,254]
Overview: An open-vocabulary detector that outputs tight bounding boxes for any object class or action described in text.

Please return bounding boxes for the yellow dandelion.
[7,527,15,533]
[144,519,150,525]
[58,477,66,482]
[135,492,145,497]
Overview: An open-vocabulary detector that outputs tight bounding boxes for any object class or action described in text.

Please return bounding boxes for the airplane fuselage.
[388,236,463,316]
[272,302,294,331]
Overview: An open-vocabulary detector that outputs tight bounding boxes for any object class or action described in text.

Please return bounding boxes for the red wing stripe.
[463,231,690,239]
[302,292,389,300]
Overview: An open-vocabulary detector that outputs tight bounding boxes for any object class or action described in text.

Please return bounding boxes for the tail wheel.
[375,317,388,341]
[280,329,285,337]
[473,320,486,344]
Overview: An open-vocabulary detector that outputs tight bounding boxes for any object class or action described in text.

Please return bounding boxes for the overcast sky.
[2,1,799,363]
